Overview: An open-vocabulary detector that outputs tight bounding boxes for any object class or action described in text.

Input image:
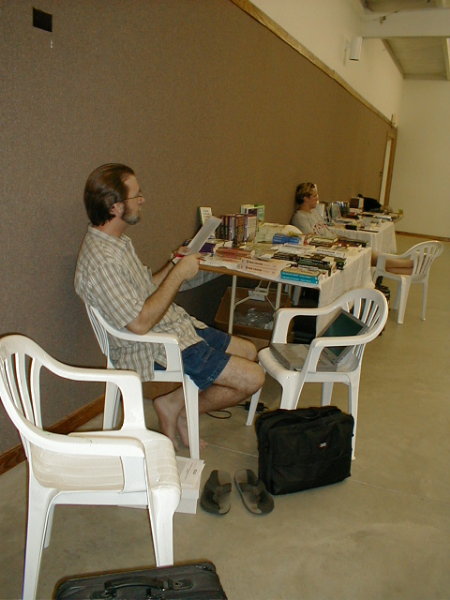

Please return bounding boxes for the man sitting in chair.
[75,163,264,448]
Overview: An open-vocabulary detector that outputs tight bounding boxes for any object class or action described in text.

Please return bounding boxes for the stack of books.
[308,247,348,261]
[238,257,289,278]
[217,214,246,243]
[272,233,302,245]
[217,213,258,243]
[280,266,325,284]
[215,246,252,262]
[244,214,258,242]
[274,251,336,275]
[296,255,335,275]
[361,212,392,221]
[307,235,339,247]
[336,237,367,248]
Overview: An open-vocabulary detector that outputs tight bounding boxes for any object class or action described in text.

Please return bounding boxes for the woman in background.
[291,182,329,236]
[291,182,413,274]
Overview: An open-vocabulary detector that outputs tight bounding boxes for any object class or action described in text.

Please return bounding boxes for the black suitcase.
[256,406,354,495]
[54,561,227,599]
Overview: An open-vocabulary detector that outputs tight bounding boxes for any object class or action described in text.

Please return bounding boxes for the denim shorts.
[155,327,231,390]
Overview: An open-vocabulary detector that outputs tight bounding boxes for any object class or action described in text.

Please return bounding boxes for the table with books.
[328,214,397,254]
[200,236,373,335]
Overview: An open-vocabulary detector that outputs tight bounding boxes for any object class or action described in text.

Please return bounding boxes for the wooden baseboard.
[396,231,449,243]
[0,397,105,475]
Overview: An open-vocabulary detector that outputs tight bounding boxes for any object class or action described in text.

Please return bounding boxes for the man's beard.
[122,208,140,225]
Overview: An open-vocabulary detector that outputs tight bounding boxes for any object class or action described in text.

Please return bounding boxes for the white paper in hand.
[173,216,221,263]
[185,216,221,254]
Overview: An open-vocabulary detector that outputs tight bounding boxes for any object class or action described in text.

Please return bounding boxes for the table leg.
[275,282,282,309]
[228,275,237,334]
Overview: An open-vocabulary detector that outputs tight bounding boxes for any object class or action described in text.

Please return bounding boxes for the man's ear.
[111,202,124,217]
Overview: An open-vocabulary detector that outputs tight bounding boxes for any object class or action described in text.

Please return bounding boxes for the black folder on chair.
[270,309,368,370]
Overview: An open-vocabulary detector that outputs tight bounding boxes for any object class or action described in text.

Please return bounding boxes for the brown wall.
[0,0,392,452]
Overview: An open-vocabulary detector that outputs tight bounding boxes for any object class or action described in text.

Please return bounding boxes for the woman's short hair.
[84,163,135,226]
[295,182,317,206]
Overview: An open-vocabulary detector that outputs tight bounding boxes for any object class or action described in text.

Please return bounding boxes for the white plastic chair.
[85,304,200,459]
[373,240,443,324]
[0,334,181,600]
[246,288,388,458]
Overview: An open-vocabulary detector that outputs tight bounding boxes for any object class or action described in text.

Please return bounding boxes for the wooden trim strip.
[228,0,393,127]
[0,397,104,475]
[396,231,450,242]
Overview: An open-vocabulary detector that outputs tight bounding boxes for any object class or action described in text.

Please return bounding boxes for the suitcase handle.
[92,576,192,598]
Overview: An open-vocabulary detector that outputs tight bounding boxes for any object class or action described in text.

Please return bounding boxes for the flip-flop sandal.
[234,469,274,515]
[200,470,232,515]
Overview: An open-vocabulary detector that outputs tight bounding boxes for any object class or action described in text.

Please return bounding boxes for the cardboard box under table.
[214,286,291,340]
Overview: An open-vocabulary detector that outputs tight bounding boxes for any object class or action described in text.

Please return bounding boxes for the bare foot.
[153,388,185,449]
[176,412,208,450]
[176,411,190,447]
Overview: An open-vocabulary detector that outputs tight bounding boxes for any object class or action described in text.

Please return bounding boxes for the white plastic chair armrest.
[141,435,180,491]
[72,428,169,445]
[34,349,142,387]
[39,357,148,429]
[109,331,182,372]
[94,314,183,372]
[27,425,146,457]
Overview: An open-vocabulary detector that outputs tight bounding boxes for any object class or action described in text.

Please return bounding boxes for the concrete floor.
[0,235,449,600]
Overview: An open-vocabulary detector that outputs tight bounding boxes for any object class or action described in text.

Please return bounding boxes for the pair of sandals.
[200,469,274,515]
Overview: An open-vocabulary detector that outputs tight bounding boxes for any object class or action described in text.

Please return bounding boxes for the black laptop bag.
[256,406,354,495]
[54,561,227,600]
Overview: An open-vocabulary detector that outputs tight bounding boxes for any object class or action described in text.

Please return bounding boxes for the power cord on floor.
[206,410,232,419]
[206,401,267,419]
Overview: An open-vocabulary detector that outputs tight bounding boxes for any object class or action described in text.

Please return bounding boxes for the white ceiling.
[360,0,450,80]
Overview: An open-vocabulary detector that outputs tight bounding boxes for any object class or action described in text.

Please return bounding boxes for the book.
[308,235,339,247]
[198,206,213,225]
[215,247,252,262]
[244,214,258,242]
[240,203,265,222]
[280,266,325,284]
[239,257,289,278]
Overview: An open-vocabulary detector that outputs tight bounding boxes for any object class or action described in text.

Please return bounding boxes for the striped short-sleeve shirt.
[74,226,206,380]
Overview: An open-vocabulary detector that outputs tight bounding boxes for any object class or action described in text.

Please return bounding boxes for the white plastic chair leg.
[279,379,305,411]
[147,486,180,567]
[347,374,360,460]
[43,504,55,548]
[23,486,55,600]
[292,286,301,306]
[420,279,429,320]
[321,382,334,405]
[391,281,400,310]
[246,388,262,426]
[396,277,411,324]
[102,383,121,429]
[148,505,174,567]
[184,376,200,459]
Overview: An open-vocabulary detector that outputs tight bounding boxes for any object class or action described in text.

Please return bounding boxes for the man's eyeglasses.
[126,193,144,201]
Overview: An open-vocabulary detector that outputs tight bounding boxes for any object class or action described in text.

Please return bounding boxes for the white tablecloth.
[295,247,373,331]
[329,220,397,254]
[317,247,373,308]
